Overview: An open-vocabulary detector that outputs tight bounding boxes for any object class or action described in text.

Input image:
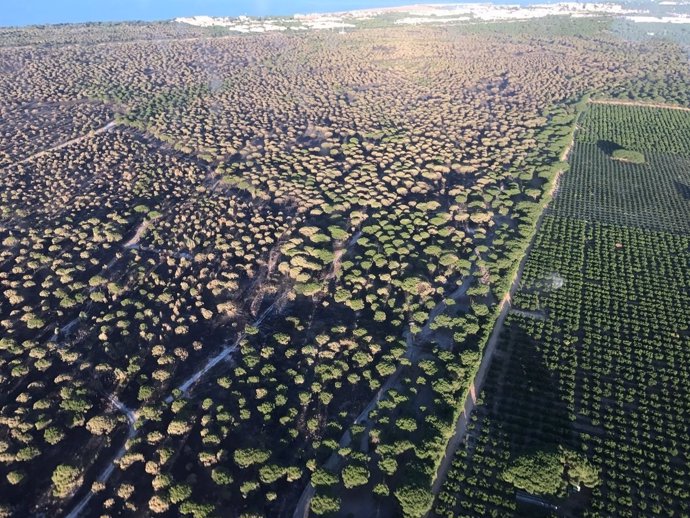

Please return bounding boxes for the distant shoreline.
[0,0,593,29]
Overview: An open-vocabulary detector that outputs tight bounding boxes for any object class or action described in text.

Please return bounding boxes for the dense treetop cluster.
[0,16,688,518]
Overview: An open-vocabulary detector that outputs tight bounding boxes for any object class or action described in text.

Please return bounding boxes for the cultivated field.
[0,16,689,518]
[434,103,690,517]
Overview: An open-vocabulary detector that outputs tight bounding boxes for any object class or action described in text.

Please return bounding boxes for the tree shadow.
[596,140,622,156]
[473,318,589,517]
[494,321,573,453]
[674,180,690,200]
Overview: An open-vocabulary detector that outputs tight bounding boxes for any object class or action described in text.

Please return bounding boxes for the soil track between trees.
[427,189,555,502]
[62,217,364,518]
[123,218,155,248]
[12,120,118,167]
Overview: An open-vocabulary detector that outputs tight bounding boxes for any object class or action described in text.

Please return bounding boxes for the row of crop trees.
[1,20,689,518]
[435,103,690,518]
[555,153,690,237]
[436,216,690,517]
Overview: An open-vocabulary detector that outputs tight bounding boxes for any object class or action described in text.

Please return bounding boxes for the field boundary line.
[426,101,586,514]
[589,98,690,112]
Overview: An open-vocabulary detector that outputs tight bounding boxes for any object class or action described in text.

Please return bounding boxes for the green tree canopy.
[394,485,433,517]
[611,148,645,164]
[341,464,369,489]
[52,464,81,498]
[502,450,563,495]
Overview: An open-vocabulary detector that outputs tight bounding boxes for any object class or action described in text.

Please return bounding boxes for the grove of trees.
[0,14,688,518]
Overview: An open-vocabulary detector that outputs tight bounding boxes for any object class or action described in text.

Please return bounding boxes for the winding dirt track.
[122,219,153,248]
[63,223,365,518]
[65,398,137,518]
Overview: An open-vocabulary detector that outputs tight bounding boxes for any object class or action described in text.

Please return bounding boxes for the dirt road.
[123,219,153,248]
[293,341,426,518]
[64,217,366,517]
[64,395,137,518]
